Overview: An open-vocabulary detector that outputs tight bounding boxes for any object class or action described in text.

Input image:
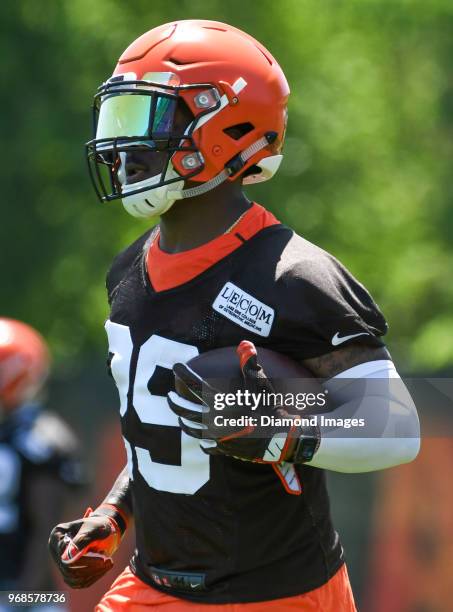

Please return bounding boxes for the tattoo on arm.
[302,343,391,379]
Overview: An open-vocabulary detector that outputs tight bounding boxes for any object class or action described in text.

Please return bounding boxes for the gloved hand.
[168,340,304,463]
[48,506,124,589]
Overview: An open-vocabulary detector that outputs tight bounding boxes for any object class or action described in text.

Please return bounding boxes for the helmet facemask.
[86,72,220,218]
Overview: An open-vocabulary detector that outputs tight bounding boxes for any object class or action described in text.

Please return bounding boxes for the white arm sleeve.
[307,360,420,473]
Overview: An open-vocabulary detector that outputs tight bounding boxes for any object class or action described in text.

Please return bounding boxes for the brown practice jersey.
[104,205,387,604]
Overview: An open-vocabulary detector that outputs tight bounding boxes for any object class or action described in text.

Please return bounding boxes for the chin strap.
[169,132,277,200]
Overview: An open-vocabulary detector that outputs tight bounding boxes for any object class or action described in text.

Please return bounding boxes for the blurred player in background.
[0,318,83,610]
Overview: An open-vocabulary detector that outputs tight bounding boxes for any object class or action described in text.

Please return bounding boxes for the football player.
[0,318,83,610]
[49,20,420,611]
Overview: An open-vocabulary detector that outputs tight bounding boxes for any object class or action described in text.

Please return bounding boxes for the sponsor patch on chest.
[212,282,275,337]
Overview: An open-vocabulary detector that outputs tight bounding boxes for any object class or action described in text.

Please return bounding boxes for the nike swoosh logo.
[331,331,370,346]
[190,582,201,589]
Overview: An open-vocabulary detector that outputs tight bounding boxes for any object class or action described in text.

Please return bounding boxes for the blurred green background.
[1,1,453,610]
[2,0,453,371]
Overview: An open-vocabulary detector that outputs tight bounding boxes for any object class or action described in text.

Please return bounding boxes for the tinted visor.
[96,94,177,141]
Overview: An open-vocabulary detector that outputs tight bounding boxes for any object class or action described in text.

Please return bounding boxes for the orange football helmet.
[87,19,290,218]
[0,318,50,409]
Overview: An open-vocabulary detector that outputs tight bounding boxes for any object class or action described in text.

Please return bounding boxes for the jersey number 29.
[105,320,210,495]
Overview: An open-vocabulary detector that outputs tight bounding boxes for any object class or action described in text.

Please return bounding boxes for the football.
[175,345,322,406]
